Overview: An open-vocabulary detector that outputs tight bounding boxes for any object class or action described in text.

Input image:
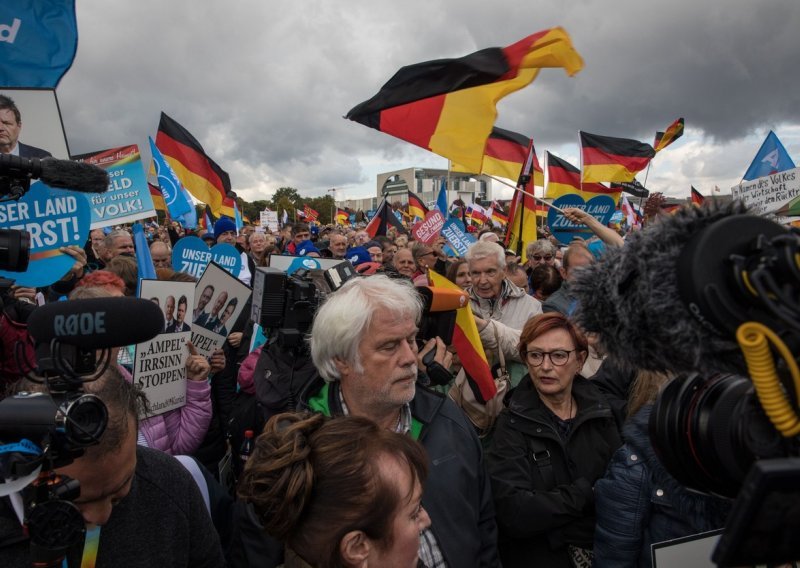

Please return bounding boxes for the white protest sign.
[134,280,194,416]
[191,262,252,358]
[731,167,799,220]
[260,210,279,232]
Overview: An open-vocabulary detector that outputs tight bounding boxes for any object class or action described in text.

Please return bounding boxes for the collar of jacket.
[468,278,527,308]
[505,374,614,433]
[299,376,444,441]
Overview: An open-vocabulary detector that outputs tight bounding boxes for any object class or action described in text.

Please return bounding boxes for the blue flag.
[176,186,198,229]
[435,178,449,216]
[234,200,244,232]
[149,137,194,221]
[0,1,78,87]
[132,222,156,295]
[743,131,796,181]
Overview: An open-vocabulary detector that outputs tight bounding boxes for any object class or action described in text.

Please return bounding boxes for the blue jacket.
[593,405,731,567]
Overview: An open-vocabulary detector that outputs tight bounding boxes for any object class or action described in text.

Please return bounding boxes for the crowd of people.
[0,208,732,568]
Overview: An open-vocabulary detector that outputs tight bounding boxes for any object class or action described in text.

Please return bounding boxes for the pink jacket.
[117,365,212,455]
[237,346,261,395]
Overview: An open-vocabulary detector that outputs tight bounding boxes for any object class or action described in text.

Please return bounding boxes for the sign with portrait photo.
[191,262,252,358]
[133,280,195,416]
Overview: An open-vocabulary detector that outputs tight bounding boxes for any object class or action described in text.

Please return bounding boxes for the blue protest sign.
[0,181,90,286]
[73,145,156,229]
[172,236,241,279]
[440,218,476,257]
[548,194,616,245]
[0,1,78,87]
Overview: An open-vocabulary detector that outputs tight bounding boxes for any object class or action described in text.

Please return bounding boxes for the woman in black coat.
[487,312,622,567]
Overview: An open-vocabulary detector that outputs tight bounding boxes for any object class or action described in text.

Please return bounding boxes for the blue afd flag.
[435,178,449,216]
[234,200,244,232]
[132,222,156,295]
[149,137,193,217]
[0,1,78,87]
[743,131,796,181]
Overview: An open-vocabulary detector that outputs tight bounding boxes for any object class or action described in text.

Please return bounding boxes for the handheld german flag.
[546,152,621,202]
[690,186,705,205]
[452,127,544,186]
[346,28,583,172]
[580,131,655,183]
[155,112,232,218]
[407,191,429,221]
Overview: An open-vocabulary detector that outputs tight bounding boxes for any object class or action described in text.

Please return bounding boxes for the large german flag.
[546,152,621,202]
[407,191,429,220]
[654,117,685,153]
[155,112,232,217]
[345,28,583,172]
[580,131,655,183]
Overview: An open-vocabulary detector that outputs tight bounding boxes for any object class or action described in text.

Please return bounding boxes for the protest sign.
[0,181,90,287]
[440,217,476,257]
[191,262,252,358]
[731,167,800,222]
[412,210,446,244]
[172,236,242,278]
[547,194,616,245]
[73,144,156,228]
[134,280,194,416]
[260,210,279,232]
[0,88,70,158]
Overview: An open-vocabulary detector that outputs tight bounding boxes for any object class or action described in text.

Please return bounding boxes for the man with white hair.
[466,240,542,385]
[303,275,499,567]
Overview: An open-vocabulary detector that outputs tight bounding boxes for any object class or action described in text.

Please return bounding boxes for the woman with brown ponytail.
[238,412,432,568]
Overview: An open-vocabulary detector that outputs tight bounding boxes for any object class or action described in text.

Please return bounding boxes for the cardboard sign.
[73,144,156,228]
[190,262,252,358]
[0,181,91,287]
[412,210,446,244]
[547,194,616,245]
[731,167,800,221]
[172,236,242,278]
[134,280,195,416]
[440,217,476,256]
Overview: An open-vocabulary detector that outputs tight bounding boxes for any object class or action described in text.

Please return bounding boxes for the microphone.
[28,297,165,350]
[0,154,109,194]
[571,201,795,375]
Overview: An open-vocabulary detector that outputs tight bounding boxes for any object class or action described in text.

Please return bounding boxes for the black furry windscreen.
[571,201,750,376]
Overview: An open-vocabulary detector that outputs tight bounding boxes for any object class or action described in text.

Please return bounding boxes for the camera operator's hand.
[418,337,453,371]
[59,245,88,281]
[10,286,36,304]
[209,348,226,374]
[227,332,243,348]
[185,342,211,382]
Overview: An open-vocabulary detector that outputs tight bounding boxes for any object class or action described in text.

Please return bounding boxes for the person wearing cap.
[283,223,311,256]
[213,218,252,286]
[296,240,321,257]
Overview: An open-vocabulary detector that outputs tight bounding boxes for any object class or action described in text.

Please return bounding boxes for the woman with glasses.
[486,312,622,568]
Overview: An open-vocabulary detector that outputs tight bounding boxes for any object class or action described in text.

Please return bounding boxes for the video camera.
[573,202,800,566]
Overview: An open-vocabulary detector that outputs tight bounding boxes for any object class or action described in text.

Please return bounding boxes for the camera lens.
[61,394,108,447]
[0,229,30,272]
[650,373,785,498]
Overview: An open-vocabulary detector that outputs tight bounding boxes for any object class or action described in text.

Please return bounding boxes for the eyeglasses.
[531,254,553,262]
[524,349,577,366]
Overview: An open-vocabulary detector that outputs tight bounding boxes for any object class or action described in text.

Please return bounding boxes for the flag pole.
[485,174,565,214]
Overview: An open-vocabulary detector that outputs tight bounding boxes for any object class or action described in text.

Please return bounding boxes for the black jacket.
[487,375,622,568]
[299,377,501,567]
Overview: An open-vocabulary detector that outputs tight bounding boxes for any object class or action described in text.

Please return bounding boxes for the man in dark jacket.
[303,275,500,567]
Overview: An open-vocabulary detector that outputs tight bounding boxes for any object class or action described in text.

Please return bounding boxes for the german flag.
[220,194,236,219]
[546,152,621,203]
[407,191,429,220]
[148,182,166,213]
[155,112,232,217]
[453,127,546,187]
[654,117,685,153]
[491,208,508,226]
[335,208,350,226]
[346,28,583,172]
[690,186,705,205]
[366,198,407,237]
[580,131,655,183]
[504,189,538,263]
[428,270,497,402]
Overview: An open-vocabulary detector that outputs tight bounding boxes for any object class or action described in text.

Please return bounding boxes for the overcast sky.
[56,0,800,203]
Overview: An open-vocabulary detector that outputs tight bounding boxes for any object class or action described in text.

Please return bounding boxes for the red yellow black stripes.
[156,112,231,217]
[546,152,620,202]
[580,131,655,183]
[654,117,685,152]
[407,191,429,220]
[346,28,583,172]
